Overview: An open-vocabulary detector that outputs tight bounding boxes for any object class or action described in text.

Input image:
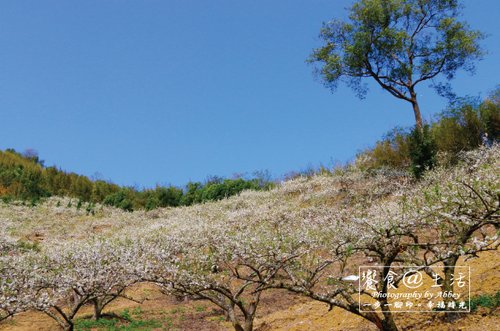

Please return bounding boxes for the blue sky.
[1,0,499,188]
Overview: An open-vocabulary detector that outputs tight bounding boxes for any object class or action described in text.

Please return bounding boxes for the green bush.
[103,190,134,212]
[156,186,183,207]
[432,97,489,163]
[408,125,437,179]
[0,149,273,211]
[181,182,203,206]
[479,87,500,141]
[469,291,500,311]
[356,127,411,170]
[356,88,499,177]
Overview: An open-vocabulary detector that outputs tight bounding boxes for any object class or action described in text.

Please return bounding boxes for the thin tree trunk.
[227,306,244,331]
[381,317,399,331]
[243,318,254,331]
[364,311,384,331]
[232,324,244,331]
[442,256,460,322]
[380,265,399,331]
[412,101,423,130]
[410,89,423,130]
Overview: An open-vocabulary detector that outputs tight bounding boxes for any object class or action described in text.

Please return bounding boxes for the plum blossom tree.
[1,239,140,331]
[268,145,498,331]
[403,144,499,316]
[136,200,306,331]
[262,200,416,331]
[0,254,35,322]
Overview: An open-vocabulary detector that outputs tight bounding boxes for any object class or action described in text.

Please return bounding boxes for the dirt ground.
[1,250,498,331]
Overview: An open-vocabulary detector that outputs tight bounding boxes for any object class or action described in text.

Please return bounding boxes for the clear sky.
[1,0,499,188]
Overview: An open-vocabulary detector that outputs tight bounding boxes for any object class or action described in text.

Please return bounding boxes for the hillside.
[1,144,498,331]
[0,149,272,212]
[2,1,500,330]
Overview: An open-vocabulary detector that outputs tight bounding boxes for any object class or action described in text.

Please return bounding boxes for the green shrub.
[155,186,183,207]
[103,190,134,212]
[0,148,273,210]
[356,127,411,170]
[356,88,499,177]
[432,97,485,162]
[181,182,203,206]
[408,125,437,179]
[479,87,500,141]
[469,291,500,311]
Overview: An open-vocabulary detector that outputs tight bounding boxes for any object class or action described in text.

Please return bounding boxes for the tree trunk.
[410,90,423,130]
[243,318,254,331]
[442,256,460,322]
[43,308,73,331]
[227,307,244,331]
[412,101,423,130]
[93,299,102,320]
[227,306,255,331]
[377,259,399,331]
[360,310,398,331]
[365,312,384,331]
[381,316,399,331]
[63,321,74,331]
[232,324,244,331]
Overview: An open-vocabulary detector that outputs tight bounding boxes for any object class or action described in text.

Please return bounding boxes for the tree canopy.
[309,0,484,129]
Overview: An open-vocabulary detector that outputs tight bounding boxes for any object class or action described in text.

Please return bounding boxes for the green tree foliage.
[144,186,184,210]
[357,127,411,170]
[0,149,48,201]
[91,180,120,202]
[309,0,484,129]
[432,92,500,160]
[103,189,134,212]
[180,182,203,206]
[156,186,183,207]
[0,149,273,211]
[357,88,500,176]
[200,178,264,202]
[408,124,437,178]
[480,88,500,140]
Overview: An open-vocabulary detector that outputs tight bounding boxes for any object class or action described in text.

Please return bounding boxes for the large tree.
[309,0,484,129]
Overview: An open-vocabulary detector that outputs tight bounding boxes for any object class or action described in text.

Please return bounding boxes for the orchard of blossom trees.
[1,145,498,331]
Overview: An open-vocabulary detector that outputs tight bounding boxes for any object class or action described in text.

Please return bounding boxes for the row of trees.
[1,144,498,331]
[0,149,272,211]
